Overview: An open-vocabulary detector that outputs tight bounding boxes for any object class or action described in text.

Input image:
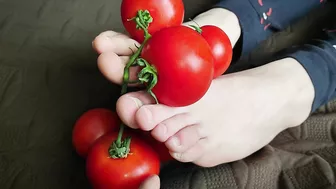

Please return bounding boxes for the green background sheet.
[0,0,335,188]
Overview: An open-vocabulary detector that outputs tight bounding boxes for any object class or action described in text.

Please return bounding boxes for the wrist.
[183,8,241,47]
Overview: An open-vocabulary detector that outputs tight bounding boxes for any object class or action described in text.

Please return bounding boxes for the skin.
[93,8,315,189]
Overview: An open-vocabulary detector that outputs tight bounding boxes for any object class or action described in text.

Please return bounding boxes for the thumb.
[139,175,160,189]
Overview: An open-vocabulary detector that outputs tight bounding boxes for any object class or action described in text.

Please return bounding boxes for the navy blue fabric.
[288,27,336,111]
[248,0,326,30]
[217,0,335,112]
[215,0,273,57]
[216,0,326,57]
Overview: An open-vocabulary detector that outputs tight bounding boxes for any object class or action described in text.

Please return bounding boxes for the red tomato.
[72,108,120,158]
[86,132,160,189]
[121,0,184,43]
[199,25,233,78]
[141,26,214,107]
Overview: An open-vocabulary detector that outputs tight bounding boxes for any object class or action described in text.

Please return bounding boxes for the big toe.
[116,91,154,129]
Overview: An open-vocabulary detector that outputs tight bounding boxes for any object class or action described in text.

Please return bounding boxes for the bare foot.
[139,175,160,189]
[115,58,314,167]
[92,8,314,167]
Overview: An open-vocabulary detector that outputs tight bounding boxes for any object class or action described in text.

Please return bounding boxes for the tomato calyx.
[108,123,131,158]
[127,10,153,37]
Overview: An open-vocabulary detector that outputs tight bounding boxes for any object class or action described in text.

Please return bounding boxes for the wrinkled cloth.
[0,0,335,188]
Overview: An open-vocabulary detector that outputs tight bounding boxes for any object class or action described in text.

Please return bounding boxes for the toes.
[116,91,155,129]
[165,124,203,153]
[93,31,139,55]
[135,104,187,131]
[151,113,197,142]
[98,52,140,85]
[170,138,207,163]
[193,153,223,168]
[139,175,160,189]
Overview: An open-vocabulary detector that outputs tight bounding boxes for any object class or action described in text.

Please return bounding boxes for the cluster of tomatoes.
[72,0,232,188]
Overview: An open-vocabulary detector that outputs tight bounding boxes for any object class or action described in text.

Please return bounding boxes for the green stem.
[120,36,150,95]
[188,19,203,34]
[189,24,202,34]
[115,123,125,147]
[135,58,159,104]
[108,10,153,159]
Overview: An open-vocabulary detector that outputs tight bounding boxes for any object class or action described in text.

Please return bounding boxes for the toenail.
[170,136,180,147]
[156,122,168,136]
[129,97,143,108]
[161,123,167,135]
[172,152,183,161]
[142,107,153,122]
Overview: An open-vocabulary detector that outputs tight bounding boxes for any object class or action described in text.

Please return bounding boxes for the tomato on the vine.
[198,25,233,78]
[121,0,185,43]
[72,108,120,158]
[140,25,214,107]
[86,132,160,189]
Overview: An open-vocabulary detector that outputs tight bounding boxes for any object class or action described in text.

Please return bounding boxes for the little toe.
[151,113,197,142]
[135,104,187,131]
[170,138,207,163]
[165,124,203,153]
[116,91,155,129]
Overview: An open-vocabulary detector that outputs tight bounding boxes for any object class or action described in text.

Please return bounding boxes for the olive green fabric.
[0,0,335,188]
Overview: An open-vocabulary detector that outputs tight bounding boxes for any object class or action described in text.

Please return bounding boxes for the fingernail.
[129,97,143,108]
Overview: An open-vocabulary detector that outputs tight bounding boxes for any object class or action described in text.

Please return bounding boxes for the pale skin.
[93,8,315,189]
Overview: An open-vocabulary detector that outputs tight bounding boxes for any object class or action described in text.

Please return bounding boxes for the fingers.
[139,175,160,189]
[97,52,140,85]
[93,31,140,55]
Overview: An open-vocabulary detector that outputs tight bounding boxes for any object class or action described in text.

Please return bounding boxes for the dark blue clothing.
[217,0,336,112]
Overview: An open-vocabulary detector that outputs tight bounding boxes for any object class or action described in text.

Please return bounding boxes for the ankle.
[264,58,315,127]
